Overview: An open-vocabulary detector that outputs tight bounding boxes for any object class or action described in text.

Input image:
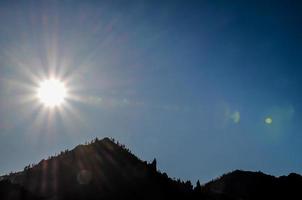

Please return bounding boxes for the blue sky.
[0,0,301,183]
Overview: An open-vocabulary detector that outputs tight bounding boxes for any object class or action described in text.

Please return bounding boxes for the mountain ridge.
[1,137,197,200]
[1,137,302,200]
[202,169,302,199]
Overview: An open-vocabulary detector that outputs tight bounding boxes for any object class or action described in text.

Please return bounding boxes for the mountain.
[201,170,302,200]
[1,137,302,200]
[1,137,197,200]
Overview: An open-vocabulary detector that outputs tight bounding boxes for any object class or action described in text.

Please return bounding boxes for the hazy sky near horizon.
[0,0,301,183]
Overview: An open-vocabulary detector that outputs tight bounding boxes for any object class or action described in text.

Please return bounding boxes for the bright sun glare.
[37,79,67,107]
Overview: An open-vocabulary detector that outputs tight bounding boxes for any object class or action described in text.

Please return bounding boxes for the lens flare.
[265,117,273,124]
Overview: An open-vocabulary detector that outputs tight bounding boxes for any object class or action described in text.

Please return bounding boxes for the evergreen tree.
[194,180,202,193]
[151,158,157,171]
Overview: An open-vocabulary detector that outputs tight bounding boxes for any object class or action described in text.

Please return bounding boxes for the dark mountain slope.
[1,138,302,200]
[1,138,196,200]
[0,179,41,200]
[202,170,302,200]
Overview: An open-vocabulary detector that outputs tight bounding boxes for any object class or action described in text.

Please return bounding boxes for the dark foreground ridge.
[1,137,301,200]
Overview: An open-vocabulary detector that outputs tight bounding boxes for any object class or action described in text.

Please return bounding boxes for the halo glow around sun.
[37,79,67,107]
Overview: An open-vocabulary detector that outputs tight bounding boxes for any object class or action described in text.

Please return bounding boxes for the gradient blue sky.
[0,0,301,183]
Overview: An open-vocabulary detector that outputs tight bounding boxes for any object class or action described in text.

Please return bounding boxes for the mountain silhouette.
[1,137,302,200]
[202,170,302,200]
[1,138,197,200]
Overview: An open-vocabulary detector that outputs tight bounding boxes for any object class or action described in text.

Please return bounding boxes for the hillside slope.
[202,170,302,200]
[1,138,196,200]
[1,138,302,200]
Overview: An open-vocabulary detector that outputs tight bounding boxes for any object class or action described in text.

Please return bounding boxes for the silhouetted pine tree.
[151,158,157,171]
[194,180,201,193]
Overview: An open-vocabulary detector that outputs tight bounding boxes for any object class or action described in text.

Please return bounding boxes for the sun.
[37,79,68,107]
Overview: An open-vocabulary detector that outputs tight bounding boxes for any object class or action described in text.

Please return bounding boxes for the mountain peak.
[1,137,195,200]
[1,138,302,200]
[202,170,302,199]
